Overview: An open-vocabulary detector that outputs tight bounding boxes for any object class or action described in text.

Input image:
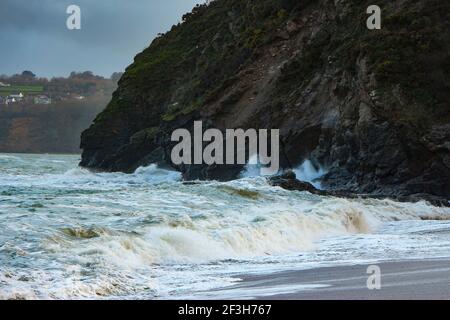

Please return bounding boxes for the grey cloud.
[0,0,202,78]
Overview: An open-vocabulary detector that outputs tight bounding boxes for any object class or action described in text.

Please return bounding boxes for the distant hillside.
[0,72,120,153]
[0,85,43,97]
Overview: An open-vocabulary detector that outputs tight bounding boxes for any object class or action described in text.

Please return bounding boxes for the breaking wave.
[241,157,327,189]
[1,154,450,299]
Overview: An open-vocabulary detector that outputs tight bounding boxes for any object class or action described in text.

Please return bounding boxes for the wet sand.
[221,259,450,300]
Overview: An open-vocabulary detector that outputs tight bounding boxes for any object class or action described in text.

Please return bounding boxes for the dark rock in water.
[269,170,359,199]
[181,163,244,182]
[80,0,450,204]
[269,172,450,207]
[269,171,325,195]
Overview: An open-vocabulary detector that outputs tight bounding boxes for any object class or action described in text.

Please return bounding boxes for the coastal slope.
[80,0,450,200]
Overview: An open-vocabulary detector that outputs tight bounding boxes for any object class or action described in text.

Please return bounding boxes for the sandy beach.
[217,259,450,300]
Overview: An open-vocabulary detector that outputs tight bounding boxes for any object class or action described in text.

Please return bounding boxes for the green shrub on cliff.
[96,0,300,126]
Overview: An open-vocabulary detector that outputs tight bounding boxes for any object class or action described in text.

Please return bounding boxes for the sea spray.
[293,160,327,189]
[241,158,327,190]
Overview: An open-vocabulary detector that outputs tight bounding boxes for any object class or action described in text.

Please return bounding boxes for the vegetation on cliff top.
[93,0,449,134]
[277,0,450,129]
[95,0,301,123]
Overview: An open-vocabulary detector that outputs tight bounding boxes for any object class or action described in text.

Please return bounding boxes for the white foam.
[293,160,327,189]
[1,153,450,299]
[240,155,267,178]
[241,158,327,189]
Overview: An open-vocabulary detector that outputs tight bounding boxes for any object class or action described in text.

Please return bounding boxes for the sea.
[1,153,450,299]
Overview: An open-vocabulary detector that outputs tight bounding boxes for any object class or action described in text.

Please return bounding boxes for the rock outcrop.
[269,171,450,207]
[80,0,450,202]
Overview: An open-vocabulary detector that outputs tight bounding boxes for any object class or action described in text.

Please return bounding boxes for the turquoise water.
[1,153,450,299]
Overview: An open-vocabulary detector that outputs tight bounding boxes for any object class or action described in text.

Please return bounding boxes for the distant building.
[5,93,24,105]
[6,97,16,104]
[34,95,52,105]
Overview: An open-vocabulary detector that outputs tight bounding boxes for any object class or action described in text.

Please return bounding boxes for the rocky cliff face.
[80,0,450,200]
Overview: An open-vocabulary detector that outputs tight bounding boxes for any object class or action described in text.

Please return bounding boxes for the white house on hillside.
[5,93,24,105]
[34,95,52,105]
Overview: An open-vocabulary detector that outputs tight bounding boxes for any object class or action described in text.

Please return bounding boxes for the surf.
[1,153,450,299]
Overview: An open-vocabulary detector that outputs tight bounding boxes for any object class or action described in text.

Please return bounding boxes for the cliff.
[80,0,450,201]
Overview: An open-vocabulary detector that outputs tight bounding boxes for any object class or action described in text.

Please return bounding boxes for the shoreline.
[211,259,450,300]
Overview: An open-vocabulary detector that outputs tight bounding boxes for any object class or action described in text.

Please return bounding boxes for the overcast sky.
[0,0,202,78]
